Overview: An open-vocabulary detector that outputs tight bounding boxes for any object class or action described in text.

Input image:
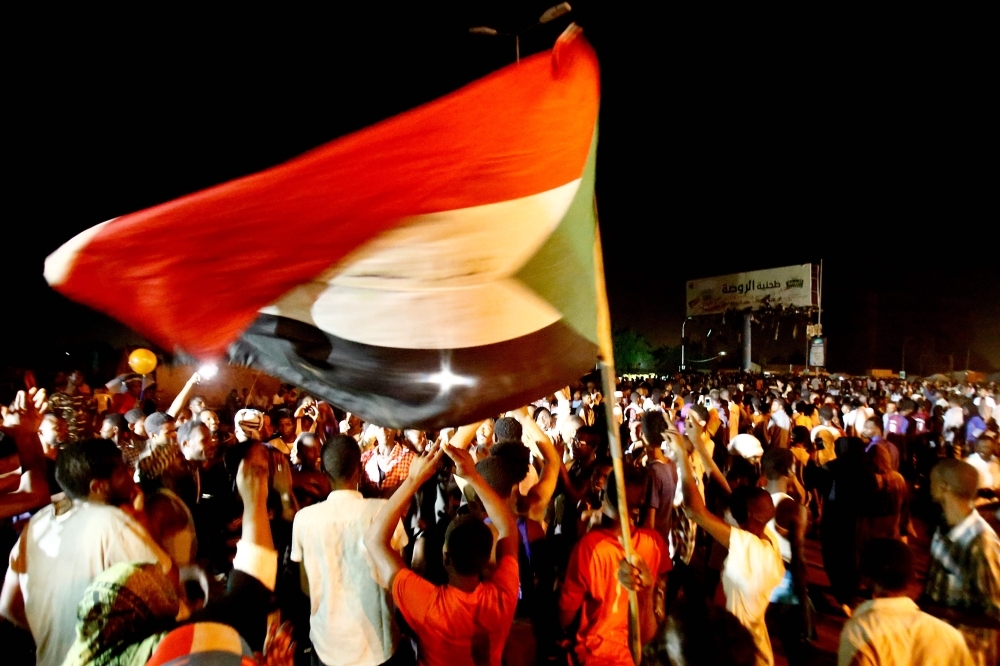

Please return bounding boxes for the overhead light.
[198,363,219,380]
[539,2,572,24]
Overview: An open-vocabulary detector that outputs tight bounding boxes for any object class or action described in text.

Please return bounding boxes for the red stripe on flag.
[145,624,196,665]
[53,28,599,357]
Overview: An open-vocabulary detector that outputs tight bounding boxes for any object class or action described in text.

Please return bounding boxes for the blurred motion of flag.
[45,25,604,429]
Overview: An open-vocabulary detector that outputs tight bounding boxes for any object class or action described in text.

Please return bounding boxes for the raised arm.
[685,418,731,496]
[365,444,445,589]
[166,371,201,417]
[0,389,51,520]
[449,420,484,451]
[513,407,562,522]
[665,432,732,549]
[236,445,275,553]
[443,443,518,560]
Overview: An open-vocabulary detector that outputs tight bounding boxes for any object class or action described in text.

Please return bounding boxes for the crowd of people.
[0,366,998,665]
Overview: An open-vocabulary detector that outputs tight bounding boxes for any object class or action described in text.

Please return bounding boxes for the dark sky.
[3,4,997,376]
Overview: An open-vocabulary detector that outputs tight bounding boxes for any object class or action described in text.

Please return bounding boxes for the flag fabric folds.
[45,25,603,429]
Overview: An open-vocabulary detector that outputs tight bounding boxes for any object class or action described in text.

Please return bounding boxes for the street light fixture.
[688,352,727,364]
[469,3,572,63]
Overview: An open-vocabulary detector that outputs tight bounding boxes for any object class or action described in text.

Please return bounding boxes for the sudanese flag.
[44,25,606,430]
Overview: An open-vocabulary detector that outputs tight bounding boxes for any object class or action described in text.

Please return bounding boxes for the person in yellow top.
[792,402,812,430]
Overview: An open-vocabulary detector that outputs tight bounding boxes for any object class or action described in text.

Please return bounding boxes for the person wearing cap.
[124,408,147,439]
[234,408,266,442]
[730,433,765,464]
[111,374,144,415]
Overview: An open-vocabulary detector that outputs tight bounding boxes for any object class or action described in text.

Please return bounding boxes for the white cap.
[729,433,764,460]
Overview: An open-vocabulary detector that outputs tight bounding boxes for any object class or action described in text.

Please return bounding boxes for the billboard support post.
[743,312,752,372]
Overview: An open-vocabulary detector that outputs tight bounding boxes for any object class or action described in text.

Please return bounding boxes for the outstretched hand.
[505,406,531,421]
[2,388,48,431]
[407,442,445,486]
[661,430,686,463]
[442,442,478,479]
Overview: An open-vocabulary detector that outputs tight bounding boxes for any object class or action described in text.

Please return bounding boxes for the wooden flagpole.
[593,214,642,664]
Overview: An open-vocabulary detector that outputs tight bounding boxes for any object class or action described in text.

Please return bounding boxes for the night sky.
[3,4,997,377]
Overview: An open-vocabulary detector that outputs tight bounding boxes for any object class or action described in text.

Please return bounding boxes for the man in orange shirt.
[366,441,519,666]
[559,468,670,665]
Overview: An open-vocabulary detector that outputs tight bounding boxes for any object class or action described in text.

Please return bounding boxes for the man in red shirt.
[559,467,670,665]
[366,441,519,666]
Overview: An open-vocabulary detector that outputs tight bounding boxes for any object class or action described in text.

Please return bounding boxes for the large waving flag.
[44,25,605,430]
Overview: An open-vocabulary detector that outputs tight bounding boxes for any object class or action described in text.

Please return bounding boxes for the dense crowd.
[0,367,998,665]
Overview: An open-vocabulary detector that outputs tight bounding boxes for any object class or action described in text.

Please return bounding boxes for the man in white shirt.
[943,395,966,445]
[291,434,408,666]
[1,438,173,666]
[973,388,996,410]
[966,437,1000,494]
[839,538,974,666]
[667,432,784,666]
[767,399,791,449]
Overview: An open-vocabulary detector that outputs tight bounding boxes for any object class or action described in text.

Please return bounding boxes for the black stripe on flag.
[229,313,598,430]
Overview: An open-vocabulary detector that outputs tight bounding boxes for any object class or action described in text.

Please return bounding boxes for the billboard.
[686,264,815,316]
[809,337,826,367]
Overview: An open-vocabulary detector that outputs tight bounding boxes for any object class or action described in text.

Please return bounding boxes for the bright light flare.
[198,363,219,380]
[424,362,476,393]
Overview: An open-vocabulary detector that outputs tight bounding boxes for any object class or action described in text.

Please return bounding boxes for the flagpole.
[593,215,642,665]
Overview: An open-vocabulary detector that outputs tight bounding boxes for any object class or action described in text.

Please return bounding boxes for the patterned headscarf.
[62,562,177,666]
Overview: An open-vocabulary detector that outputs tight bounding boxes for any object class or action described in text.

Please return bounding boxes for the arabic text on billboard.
[686,264,815,316]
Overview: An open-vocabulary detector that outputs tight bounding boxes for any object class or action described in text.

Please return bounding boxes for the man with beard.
[0,438,172,666]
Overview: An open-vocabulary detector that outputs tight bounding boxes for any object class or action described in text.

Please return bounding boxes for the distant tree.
[652,345,681,374]
[613,329,655,372]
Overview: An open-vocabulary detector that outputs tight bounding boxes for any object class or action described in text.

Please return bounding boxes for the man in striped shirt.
[921,458,1000,666]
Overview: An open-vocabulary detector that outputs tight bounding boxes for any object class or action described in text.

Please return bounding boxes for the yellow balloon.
[128,348,158,375]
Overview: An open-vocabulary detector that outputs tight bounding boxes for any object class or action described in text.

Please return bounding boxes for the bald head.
[931,458,979,501]
[560,415,584,443]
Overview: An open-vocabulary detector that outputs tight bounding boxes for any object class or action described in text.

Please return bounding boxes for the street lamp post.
[469,3,572,63]
[680,317,690,371]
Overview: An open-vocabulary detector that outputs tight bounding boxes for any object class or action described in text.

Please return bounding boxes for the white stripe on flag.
[261,178,580,349]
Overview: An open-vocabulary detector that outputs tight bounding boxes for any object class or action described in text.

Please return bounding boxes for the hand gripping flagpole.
[593,209,642,665]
